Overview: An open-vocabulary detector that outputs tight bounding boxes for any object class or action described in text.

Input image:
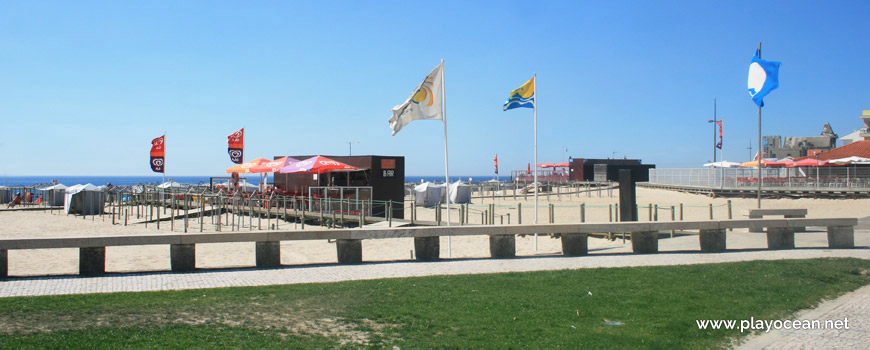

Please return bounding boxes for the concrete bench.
[747,209,808,232]
[0,217,858,278]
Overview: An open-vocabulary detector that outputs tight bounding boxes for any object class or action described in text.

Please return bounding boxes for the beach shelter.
[0,186,11,203]
[413,182,443,207]
[225,158,270,174]
[40,183,68,206]
[157,181,185,189]
[278,156,359,174]
[64,184,106,215]
[447,181,472,204]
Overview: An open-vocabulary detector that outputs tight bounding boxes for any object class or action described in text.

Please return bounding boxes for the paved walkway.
[738,284,870,349]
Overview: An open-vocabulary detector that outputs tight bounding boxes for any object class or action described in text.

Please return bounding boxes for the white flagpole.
[441,59,452,258]
[162,132,166,184]
[533,73,538,251]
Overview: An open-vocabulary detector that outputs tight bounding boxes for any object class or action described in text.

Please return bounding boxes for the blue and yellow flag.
[503,76,535,111]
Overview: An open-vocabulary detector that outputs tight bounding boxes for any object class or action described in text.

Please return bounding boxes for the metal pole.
[757,42,763,209]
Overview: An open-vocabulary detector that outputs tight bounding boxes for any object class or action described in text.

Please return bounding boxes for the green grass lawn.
[0,258,868,349]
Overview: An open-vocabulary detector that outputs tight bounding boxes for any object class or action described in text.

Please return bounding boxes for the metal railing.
[649,167,870,188]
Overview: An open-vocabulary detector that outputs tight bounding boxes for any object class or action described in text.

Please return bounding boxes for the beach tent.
[157,181,185,189]
[0,186,11,203]
[413,182,443,207]
[447,181,471,204]
[40,184,68,206]
[64,184,106,215]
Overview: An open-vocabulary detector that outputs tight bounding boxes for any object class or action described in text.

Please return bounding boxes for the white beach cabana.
[40,183,68,206]
[64,184,106,215]
[414,182,444,207]
[447,181,471,204]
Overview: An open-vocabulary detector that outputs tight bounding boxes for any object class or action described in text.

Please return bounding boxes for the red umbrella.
[249,156,300,173]
[537,163,556,168]
[789,159,828,167]
[278,155,359,174]
[555,162,570,167]
[225,158,270,174]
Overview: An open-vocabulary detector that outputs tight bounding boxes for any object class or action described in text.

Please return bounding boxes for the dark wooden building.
[568,158,655,182]
[273,155,405,219]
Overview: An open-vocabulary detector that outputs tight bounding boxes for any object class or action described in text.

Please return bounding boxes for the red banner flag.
[150,135,165,173]
[716,120,723,149]
[494,154,498,175]
[228,128,244,164]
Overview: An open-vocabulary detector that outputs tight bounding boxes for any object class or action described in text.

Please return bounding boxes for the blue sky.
[2,1,868,176]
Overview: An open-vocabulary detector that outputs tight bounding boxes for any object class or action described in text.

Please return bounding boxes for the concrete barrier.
[413,236,440,261]
[0,217,859,277]
[766,227,796,249]
[489,234,516,258]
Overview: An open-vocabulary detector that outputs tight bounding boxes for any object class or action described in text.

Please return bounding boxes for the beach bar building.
[568,158,656,182]
[273,155,405,219]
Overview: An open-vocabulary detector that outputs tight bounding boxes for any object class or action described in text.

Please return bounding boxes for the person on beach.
[7,193,22,208]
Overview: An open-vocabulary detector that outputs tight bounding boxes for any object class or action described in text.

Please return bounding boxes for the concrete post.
[766,227,795,250]
[1,249,7,279]
[76,247,105,275]
[489,234,516,258]
[170,244,196,271]
[255,241,281,268]
[630,231,658,254]
[826,226,855,248]
[561,233,588,256]
[414,236,440,261]
[336,239,362,264]
[699,229,726,252]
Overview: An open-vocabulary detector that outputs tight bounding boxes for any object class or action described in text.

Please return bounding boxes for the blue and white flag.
[747,52,780,107]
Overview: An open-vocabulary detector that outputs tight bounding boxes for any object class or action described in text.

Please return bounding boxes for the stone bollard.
[699,229,726,252]
[79,247,106,275]
[630,232,658,254]
[414,236,440,261]
[766,227,795,249]
[255,241,281,268]
[336,239,363,264]
[171,244,196,271]
[561,233,588,256]
[489,234,516,258]
[826,226,855,248]
[1,249,8,279]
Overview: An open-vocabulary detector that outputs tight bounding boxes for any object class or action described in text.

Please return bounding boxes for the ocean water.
[0,175,503,187]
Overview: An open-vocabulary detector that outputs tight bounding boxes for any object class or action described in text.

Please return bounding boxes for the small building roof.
[795,140,870,161]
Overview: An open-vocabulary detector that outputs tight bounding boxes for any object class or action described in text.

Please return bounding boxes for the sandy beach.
[1,187,868,277]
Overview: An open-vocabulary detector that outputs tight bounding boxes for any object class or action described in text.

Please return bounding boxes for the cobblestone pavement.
[738,285,870,349]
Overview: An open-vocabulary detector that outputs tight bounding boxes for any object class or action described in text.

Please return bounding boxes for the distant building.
[840,110,870,146]
[762,123,838,159]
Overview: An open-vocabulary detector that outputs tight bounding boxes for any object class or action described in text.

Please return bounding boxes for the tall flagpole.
[162,131,166,184]
[533,73,538,251]
[441,59,452,257]
[756,42,763,208]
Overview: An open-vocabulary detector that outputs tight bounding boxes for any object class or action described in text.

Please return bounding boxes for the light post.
[346,141,359,156]
[707,119,717,165]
